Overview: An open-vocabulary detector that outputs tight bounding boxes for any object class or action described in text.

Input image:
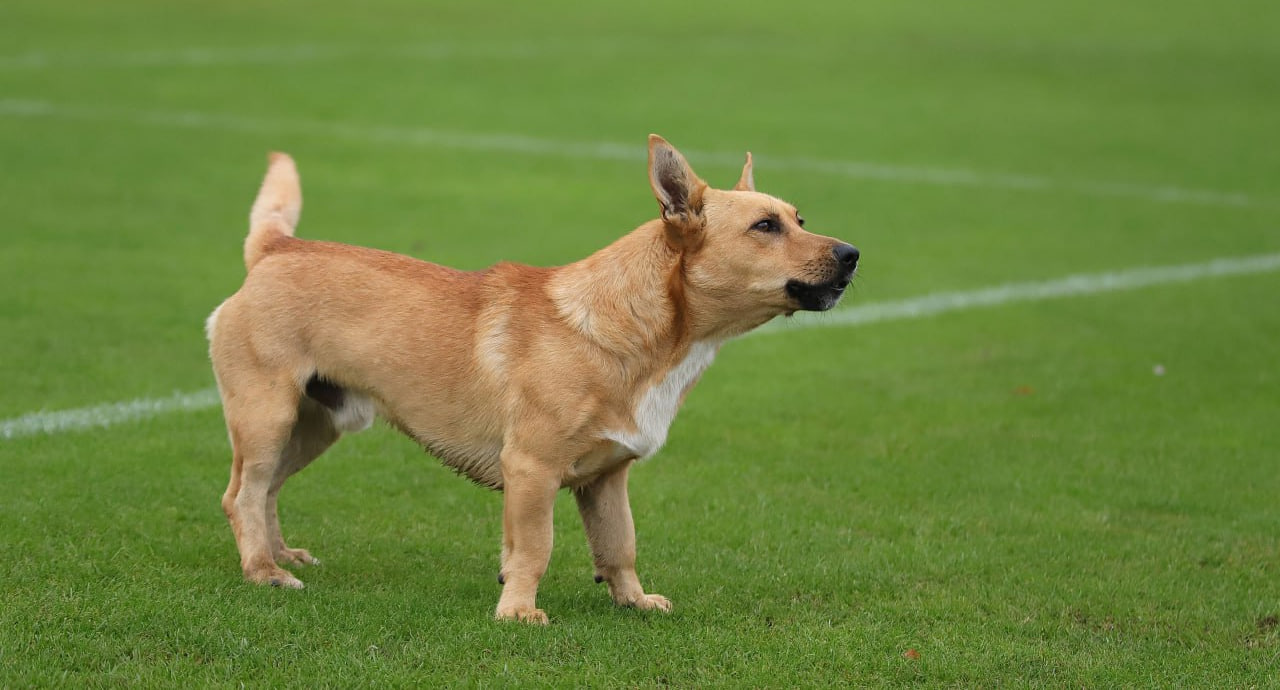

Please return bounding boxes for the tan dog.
[206,136,858,623]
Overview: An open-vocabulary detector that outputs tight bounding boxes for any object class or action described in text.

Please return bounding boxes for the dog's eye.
[751,219,780,233]
[797,215,805,227]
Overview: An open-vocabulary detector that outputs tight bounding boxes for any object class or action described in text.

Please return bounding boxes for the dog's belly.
[352,387,502,488]
[372,337,718,490]
[424,437,505,488]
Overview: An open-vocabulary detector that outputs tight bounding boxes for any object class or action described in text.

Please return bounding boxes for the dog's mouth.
[785,274,852,312]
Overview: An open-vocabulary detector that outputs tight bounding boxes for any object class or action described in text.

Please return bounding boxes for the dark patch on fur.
[304,375,344,410]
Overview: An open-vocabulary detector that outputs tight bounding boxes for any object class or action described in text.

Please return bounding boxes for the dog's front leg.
[494,449,560,624]
[574,462,672,613]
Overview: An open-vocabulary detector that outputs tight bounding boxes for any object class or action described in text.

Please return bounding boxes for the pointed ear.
[733,152,755,192]
[648,134,706,225]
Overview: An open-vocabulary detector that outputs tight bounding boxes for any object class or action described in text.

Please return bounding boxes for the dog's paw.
[246,566,305,590]
[275,547,320,567]
[628,593,673,613]
[495,606,549,625]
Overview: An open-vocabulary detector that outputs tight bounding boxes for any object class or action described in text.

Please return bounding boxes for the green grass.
[2,0,1279,685]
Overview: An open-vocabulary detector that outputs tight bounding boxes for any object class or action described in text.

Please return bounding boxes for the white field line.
[0,44,357,69]
[1,389,221,440]
[0,98,1260,209]
[3,252,1278,441]
[759,252,1280,334]
[0,41,622,70]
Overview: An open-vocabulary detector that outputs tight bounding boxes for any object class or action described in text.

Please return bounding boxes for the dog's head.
[648,135,858,335]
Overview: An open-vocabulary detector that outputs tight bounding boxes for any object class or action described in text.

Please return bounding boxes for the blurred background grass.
[1,0,1278,685]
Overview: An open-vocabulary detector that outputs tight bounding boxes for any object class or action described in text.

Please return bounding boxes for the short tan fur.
[207,136,859,623]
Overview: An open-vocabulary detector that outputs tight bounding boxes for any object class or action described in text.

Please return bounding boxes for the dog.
[206,135,858,623]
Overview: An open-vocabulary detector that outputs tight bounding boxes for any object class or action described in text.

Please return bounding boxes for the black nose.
[833,243,859,267]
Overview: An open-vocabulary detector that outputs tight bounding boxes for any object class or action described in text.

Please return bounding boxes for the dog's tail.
[245,152,301,271]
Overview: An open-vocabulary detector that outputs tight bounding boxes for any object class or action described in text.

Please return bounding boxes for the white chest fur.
[605,341,718,460]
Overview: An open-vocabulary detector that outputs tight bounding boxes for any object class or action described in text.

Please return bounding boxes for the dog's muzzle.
[785,243,859,312]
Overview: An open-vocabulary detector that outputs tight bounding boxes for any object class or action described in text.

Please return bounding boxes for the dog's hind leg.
[219,375,308,588]
[265,397,339,567]
[574,462,672,612]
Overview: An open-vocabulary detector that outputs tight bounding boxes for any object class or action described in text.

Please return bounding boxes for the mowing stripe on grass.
[3,252,1278,441]
[0,98,1259,209]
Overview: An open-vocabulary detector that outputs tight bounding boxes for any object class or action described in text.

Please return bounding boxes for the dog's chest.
[604,341,718,460]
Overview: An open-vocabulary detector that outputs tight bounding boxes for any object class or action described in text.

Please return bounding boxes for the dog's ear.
[648,135,707,231]
[733,152,755,192]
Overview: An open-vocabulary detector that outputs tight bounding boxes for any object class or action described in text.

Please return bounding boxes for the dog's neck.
[547,220,694,364]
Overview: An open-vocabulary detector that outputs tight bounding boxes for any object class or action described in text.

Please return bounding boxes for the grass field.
[3,0,1279,685]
